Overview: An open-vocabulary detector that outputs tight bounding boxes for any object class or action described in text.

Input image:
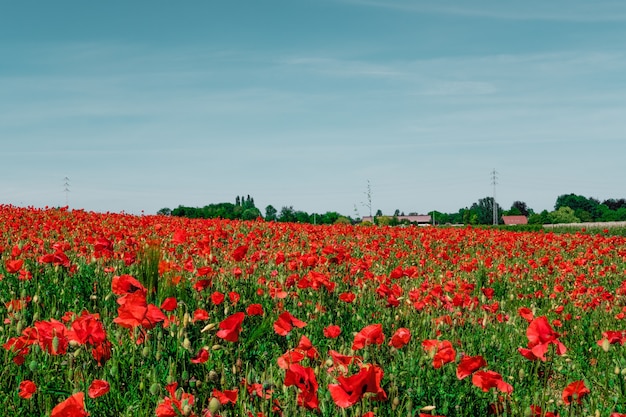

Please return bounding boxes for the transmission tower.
[491,169,498,225]
[63,177,70,207]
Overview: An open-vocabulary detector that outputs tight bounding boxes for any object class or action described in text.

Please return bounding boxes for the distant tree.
[235,196,241,206]
[320,212,340,224]
[548,207,580,224]
[394,209,400,217]
[278,206,297,223]
[555,194,601,220]
[510,201,531,217]
[470,197,503,225]
[602,198,626,211]
[242,207,262,220]
[375,209,383,217]
[157,207,171,216]
[528,210,550,225]
[335,216,352,224]
[265,205,277,221]
[294,211,310,223]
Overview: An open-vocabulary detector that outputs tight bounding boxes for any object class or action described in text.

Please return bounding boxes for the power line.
[491,169,498,225]
[63,176,70,207]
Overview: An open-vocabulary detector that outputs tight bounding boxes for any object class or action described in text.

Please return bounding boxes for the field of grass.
[1,205,626,416]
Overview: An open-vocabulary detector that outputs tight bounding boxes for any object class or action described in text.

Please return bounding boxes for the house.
[502,215,528,225]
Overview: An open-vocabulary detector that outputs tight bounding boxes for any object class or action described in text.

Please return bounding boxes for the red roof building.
[502,215,528,225]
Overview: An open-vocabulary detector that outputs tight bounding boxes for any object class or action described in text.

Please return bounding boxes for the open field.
[1,205,626,416]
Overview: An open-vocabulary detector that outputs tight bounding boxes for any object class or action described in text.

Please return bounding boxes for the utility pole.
[63,176,70,207]
[491,169,498,225]
[362,180,373,219]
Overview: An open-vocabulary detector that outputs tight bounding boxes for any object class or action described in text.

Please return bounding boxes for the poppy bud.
[392,397,400,410]
[615,366,621,375]
[142,346,150,357]
[208,397,221,413]
[52,336,60,354]
[601,338,611,352]
[182,337,191,350]
[29,360,38,372]
[33,295,39,304]
[183,312,190,328]
[201,323,217,333]
[149,383,160,395]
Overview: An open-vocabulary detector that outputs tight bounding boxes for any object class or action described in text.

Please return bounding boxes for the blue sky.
[2,1,625,217]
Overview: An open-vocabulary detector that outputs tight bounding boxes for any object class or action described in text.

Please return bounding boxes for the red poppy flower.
[228,291,240,304]
[529,405,558,417]
[518,316,566,361]
[456,355,487,380]
[562,380,590,405]
[5,259,23,274]
[34,319,68,355]
[328,363,387,408]
[216,312,245,342]
[88,379,110,399]
[327,350,362,375]
[274,311,307,336]
[597,330,626,347]
[284,363,319,411]
[111,274,145,295]
[232,245,248,261]
[18,380,36,399]
[160,297,178,312]
[246,303,264,316]
[193,309,209,321]
[212,388,238,405]
[91,340,112,366]
[211,291,225,305]
[68,311,107,346]
[471,370,513,394]
[518,307,534,323]
[191,348,210,364]
[323,324,341,338]
[155,382,195,417]
[352,324,384,350]
[113,291,166,330]
[339,292,356,303]
[277,349,305,369]
[50,392,88,417]
[389,328,411,349]
[422,339,456,369]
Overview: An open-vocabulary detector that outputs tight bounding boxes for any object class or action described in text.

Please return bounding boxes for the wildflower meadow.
[1,204,626,417]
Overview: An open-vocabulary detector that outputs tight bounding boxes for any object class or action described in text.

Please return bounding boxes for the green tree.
[508,201,531,216]
[555,194,601,220]
[528,210,550,225]
[157,207,171,216]
[278,206,297,223]
[265,205,277,221]
[548,207,581,224]
[242,207,262,220]
[470,197,503,225]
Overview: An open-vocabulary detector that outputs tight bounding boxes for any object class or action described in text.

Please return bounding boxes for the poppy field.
[1,205,626,417]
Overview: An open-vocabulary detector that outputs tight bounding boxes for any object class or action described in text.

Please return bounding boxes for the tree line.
[158,193,626,226]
